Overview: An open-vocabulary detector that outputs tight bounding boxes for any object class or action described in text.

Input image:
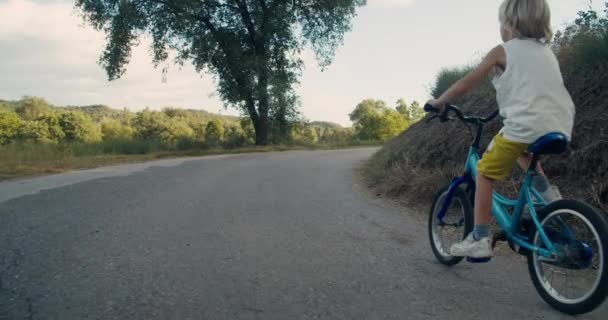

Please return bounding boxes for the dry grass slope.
[364,63,608,214]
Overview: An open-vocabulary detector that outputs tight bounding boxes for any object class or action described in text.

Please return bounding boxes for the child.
[427,0,575,258]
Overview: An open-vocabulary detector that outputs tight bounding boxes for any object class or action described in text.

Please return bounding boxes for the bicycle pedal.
[467,257,492,263]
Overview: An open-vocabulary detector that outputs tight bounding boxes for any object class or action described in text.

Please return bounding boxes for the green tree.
[350,99,408,141]
[223,126,248,148]
[396,98,409,115]
[552,2,608,73]
[301,125,318,144]
[18,121,52,143]
[76,0,365,145]
[101,119,135,140]
[396,99,424,122]
[240,118,256,144]
[349,99,387,140]
[0,110,22,144]
[205,119,225,147]
[15,96,52,121]
[59,111,102,143]
[379,110,408,140]
[37,113,66,142]
[132,109,169,141]
[408,101,424,122]
[161,118,195,145]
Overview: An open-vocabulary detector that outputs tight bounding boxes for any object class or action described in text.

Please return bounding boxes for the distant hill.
[309,121,343,129]
[0,99,242,125]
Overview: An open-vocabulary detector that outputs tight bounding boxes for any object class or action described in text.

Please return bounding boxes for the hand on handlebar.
[424,100,450,123]
[424,102,500,125]
[424,99,446,113]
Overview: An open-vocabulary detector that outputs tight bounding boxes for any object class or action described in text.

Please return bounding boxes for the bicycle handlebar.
[423,103,499,125]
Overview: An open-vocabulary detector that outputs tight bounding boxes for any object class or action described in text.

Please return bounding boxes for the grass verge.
[0,141,380,181]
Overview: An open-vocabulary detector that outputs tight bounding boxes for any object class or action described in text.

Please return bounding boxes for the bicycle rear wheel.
[428,185,474,265]
[527,200,608,315]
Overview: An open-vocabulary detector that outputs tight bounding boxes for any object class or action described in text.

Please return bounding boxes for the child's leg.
[516,153,545,174]
[517,154,561,202]
[473,173,493,240]
[450,133,528,258]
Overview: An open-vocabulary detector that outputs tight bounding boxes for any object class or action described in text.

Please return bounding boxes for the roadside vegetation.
[0,96,423,180]
[363,3,608,213]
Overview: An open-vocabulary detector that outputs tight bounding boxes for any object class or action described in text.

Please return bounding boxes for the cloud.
[367,0,415,8]
[0,0,227,113]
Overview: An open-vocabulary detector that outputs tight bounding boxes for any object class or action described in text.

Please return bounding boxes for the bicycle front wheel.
[428,185,474,266]
[527,200,608,315]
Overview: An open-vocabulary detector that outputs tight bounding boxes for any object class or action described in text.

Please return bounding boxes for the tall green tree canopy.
[75,0,366,145]
[15,96,52,121]
[349,99,409,141]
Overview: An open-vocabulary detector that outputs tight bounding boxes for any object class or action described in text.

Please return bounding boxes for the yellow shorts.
[477,133,529,181]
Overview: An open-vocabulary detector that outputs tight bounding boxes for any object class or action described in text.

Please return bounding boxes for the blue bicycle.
[425,104,608,315]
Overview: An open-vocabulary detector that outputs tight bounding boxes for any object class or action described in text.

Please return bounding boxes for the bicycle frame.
[437,145,559,260]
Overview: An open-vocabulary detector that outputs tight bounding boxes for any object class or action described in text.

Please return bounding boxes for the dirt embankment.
[364,63,608,214]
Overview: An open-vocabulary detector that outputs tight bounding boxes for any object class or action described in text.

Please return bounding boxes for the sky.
[0,0,603,126]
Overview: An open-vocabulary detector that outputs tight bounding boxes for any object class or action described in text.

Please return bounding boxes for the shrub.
[552,5,608,74]
[223,126,248,149]
[0,111,22,145]
[37,113,65,142]
[15,96,52,121]
[18,121,52,143]
[59,111,102,143]
[101,119,135,140]
[430,65,475,99]
[205,119,224,146]
[132,109,168,140]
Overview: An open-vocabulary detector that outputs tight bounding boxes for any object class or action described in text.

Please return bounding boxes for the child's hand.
[426,99,446,112]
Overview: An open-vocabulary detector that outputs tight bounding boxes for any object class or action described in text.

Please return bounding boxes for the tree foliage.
[15,96,52,121]
[0,111,22,145]
[75,0,365,145]
[0,96,361,150]
[101,119,135,140]
[59,111,103,143]
[552,2,608,73]
[349,99,411,141]
[396,99,424,122]
[205,119,225,146]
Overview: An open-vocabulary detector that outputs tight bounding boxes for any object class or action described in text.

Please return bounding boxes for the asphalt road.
[1,148,606,319]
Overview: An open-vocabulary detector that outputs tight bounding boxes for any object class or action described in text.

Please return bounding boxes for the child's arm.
[428,45,506,110]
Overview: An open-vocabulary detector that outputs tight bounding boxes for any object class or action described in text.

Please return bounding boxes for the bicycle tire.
[428,185,474,266]
[527,199,608,315]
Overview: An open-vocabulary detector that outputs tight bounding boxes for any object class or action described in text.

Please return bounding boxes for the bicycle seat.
[528,132,569,155]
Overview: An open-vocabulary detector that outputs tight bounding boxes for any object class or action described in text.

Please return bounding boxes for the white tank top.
[492,38,575,144]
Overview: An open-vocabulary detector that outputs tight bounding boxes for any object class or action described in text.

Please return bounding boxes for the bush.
[160,118,194,146]
[223,126,248,149]
[430,65,475,99]
[37,113,65,142]
[59,111,102,143]
[205,119,224,146]
[18,121,53,143]
[15,96,52,121]
[133,109,168,140]
[349,99,409,141]
[552,5,608,74]
[101,119,135,140]
[0,111,22,145]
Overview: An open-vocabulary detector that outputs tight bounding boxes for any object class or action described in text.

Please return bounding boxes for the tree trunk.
[255,56,270,145]
[254,118,268,145]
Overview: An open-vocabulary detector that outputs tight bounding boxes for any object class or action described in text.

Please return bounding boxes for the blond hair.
[499,0,553,43]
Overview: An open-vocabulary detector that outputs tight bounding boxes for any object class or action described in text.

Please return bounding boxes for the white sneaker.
[538,185,562,204]
[450,233,493,258]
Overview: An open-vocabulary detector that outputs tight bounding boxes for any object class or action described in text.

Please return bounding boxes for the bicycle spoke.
[534,208,605,305]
